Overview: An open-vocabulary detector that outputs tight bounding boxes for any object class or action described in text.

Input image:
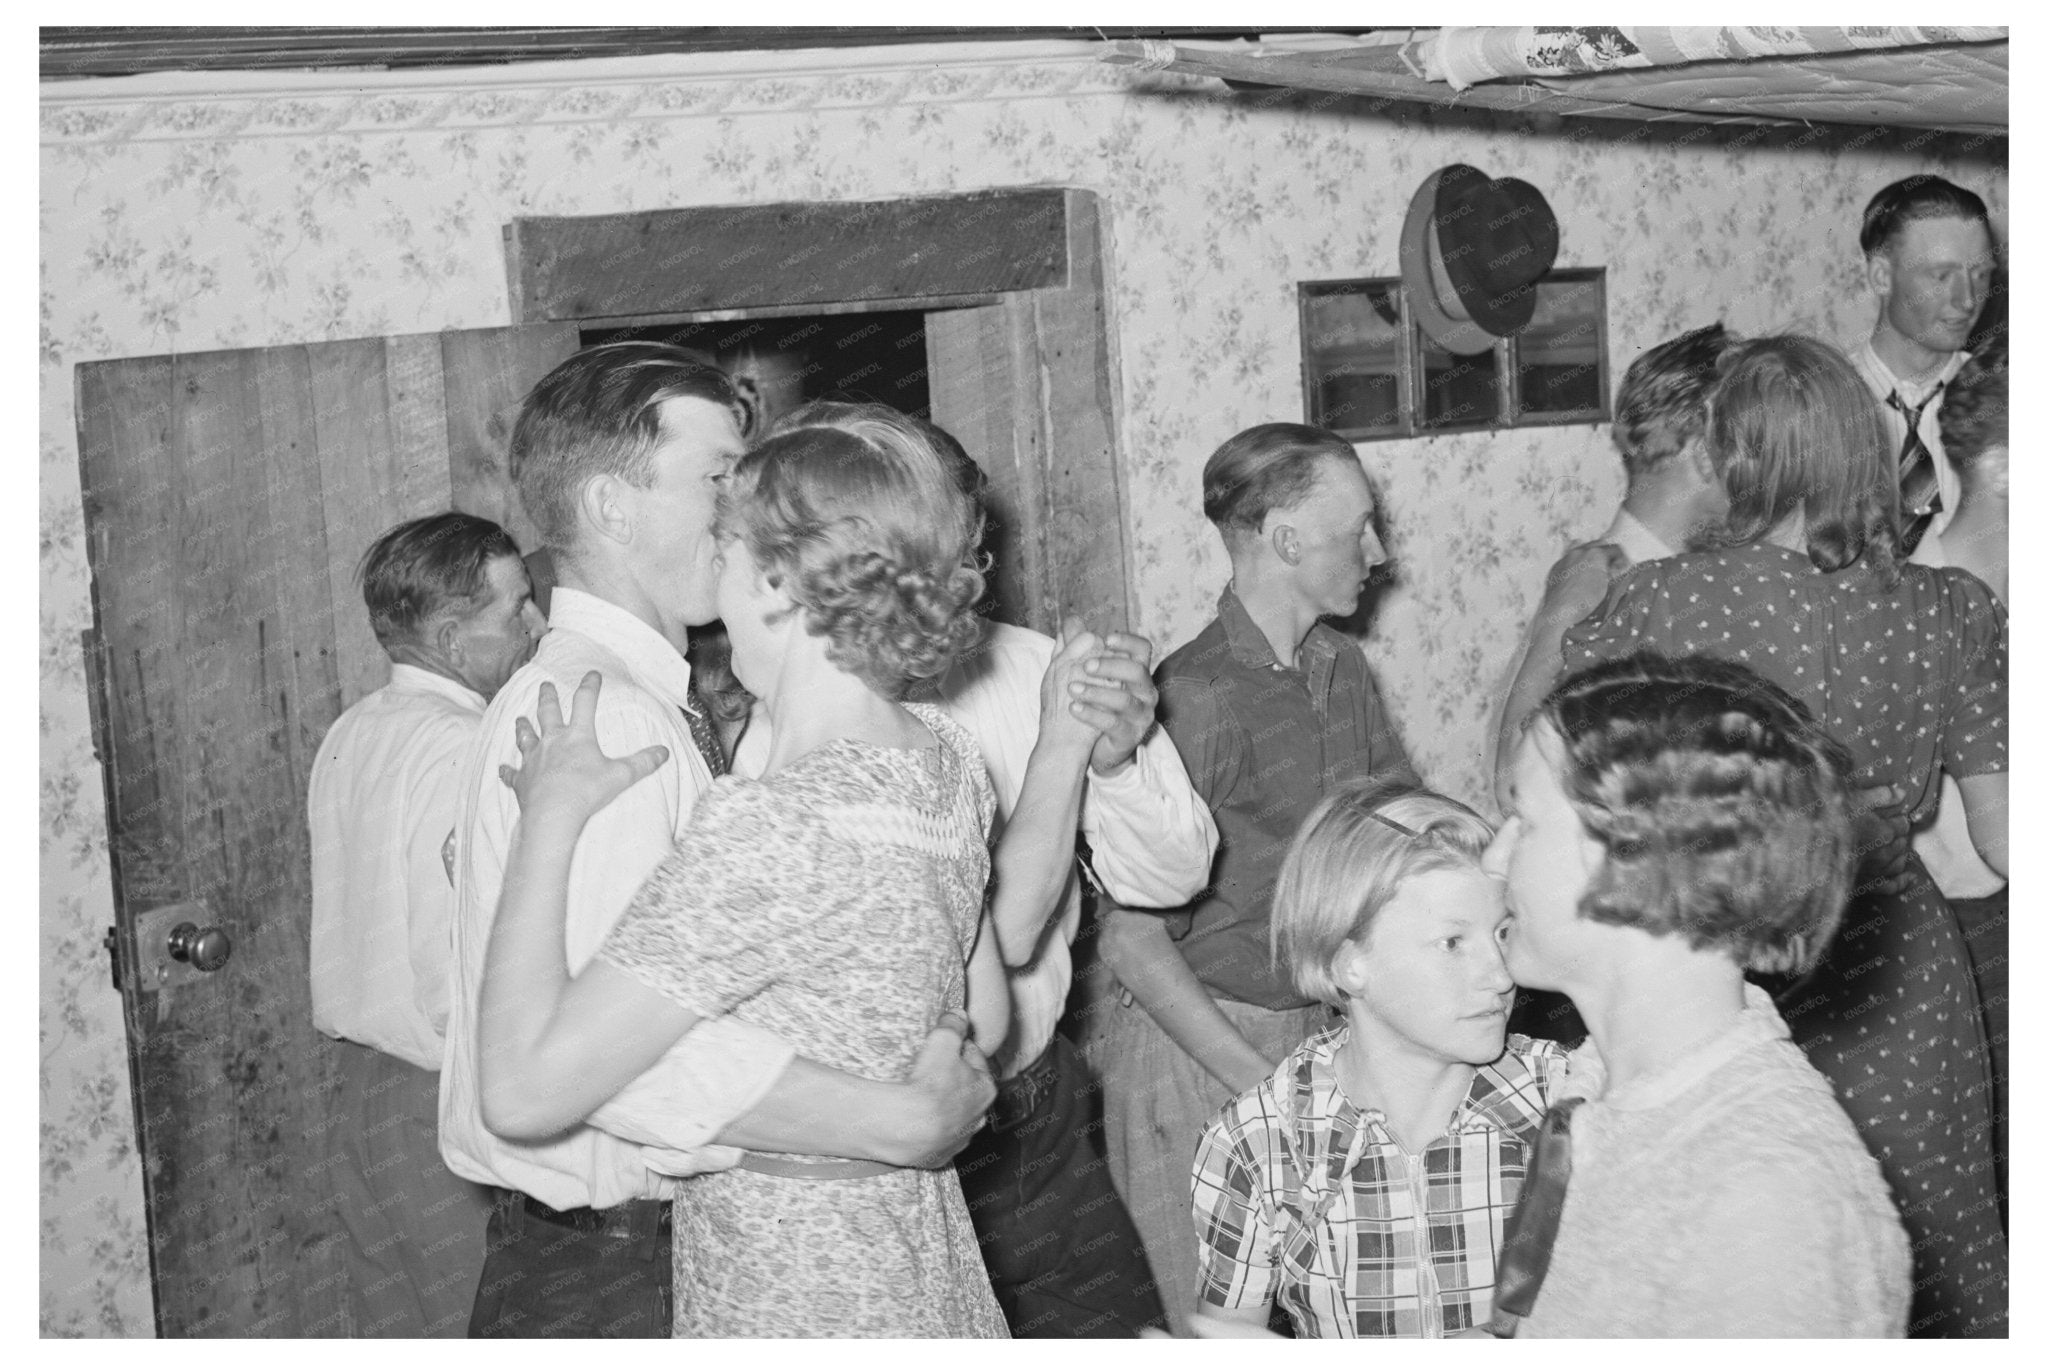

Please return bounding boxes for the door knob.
[166,921,231,972]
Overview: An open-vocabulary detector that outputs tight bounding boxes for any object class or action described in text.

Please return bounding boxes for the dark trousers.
[958,1034,1166,1338]
[325,1042,494,1337]
[467,1192,671,1338]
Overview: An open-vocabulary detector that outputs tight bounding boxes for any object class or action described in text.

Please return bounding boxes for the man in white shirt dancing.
[441,346,998,1337]
[309,511,545,1335]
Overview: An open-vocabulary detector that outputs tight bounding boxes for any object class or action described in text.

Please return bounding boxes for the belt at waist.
[990,1038,1061,1131]
[735,1152,899,1181]
[504,1190,669,1240]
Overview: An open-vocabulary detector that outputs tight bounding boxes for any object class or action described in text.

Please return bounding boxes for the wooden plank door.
[75,322,577,1337]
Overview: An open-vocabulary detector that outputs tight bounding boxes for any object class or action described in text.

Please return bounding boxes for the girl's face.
[1343,866,1515,1069]
[1482,721,1606,992]
[711,533,788,696]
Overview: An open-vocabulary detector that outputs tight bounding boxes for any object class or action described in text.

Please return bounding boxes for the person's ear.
[581,474,631,546]
[1330,937,1370,998]
[1866,248,1894,301]
[432,613,465,668]
[1684,437,1718,483]
[1271,520,1302,566]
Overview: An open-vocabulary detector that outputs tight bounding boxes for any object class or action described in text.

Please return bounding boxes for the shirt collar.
[1557,982,1785,1112]
[1282,1027,1544,1166]
[386,662,487,713]
[1604,507,1675,564]
[1857,337,1970,405]
[544,587,697,714]
[1456,1044,1558,1138]
[1216,583,1337,674]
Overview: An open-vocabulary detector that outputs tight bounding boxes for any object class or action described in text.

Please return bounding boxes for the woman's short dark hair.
[1859,175,1992,256]
[358,512,520,649]
[725,401,985,698]
[510,342,745,550]
[1939,350,2007,474]
[1611,323,1732,476]
[1696,335,1900,582]
[1537,652,1856,975]
[1202,423,1357,543]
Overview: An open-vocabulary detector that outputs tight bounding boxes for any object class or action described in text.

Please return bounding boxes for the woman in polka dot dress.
[1561,335,2007,1337]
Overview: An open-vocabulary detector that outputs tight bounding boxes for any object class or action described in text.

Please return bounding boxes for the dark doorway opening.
[582,312,931,435]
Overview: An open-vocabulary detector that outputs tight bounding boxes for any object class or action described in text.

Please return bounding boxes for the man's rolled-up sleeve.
[592,1019,797,1173]
[1082,725,1219,909]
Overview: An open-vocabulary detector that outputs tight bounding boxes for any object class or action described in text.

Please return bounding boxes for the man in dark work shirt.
[1098,422,1417,1334]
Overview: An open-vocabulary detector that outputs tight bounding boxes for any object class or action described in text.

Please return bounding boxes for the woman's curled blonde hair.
[721,401,986,698]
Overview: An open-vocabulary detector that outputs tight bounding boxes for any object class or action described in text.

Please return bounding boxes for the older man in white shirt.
[309,511,545,1336]
[441,346,997,1338]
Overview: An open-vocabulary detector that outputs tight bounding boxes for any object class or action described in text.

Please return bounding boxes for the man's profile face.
[1279,455,1387,620]
[1873,216,1996,359]
[446,554,545,700]
[619,396,748,627]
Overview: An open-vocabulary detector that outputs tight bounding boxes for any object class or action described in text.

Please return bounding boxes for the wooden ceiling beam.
[39,26,1373,81]
[1103,39,1769,128]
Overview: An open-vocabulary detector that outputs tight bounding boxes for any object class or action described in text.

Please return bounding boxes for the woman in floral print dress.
[472,404,1098,1336]
[1560,336,2007,1337]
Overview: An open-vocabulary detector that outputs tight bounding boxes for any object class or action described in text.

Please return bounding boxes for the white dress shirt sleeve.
[403,720,469,1041]
[310,677,477,1072]
[1079,725,1218,909]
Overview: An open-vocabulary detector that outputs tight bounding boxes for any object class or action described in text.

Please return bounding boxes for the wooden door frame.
[504,188,1136,637]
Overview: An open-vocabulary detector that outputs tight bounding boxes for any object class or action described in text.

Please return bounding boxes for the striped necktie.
[1487,1096,1586,1338]
[681,687,728,778]
[1886,387,1944,555]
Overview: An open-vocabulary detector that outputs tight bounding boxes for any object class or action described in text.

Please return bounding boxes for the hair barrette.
[1370,811,1419,838]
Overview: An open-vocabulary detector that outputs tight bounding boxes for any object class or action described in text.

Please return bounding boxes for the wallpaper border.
[40,40,1211,146]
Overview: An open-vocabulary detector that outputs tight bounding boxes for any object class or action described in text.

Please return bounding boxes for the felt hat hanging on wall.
[1400,165,1561,355]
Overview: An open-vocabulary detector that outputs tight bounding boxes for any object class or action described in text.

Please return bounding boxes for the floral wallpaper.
[39,43,2005,1334]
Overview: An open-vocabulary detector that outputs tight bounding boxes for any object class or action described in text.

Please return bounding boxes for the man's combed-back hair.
[1939,347,2008,475]
[1695,335,1901,583]
[1611,323,1733,475]
[1270,779,1494,1009]
[1859,175,1991,256]
[357,511,520,649]
[510,342,745,550]
[724,401,986,698]
[1202,423,1357,543]
[1537,652,1856,975]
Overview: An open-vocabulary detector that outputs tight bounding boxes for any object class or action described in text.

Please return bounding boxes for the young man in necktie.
[1848,175,1999,559]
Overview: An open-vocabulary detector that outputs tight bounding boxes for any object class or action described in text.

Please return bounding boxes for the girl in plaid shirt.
[1190,782,1570,1338]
